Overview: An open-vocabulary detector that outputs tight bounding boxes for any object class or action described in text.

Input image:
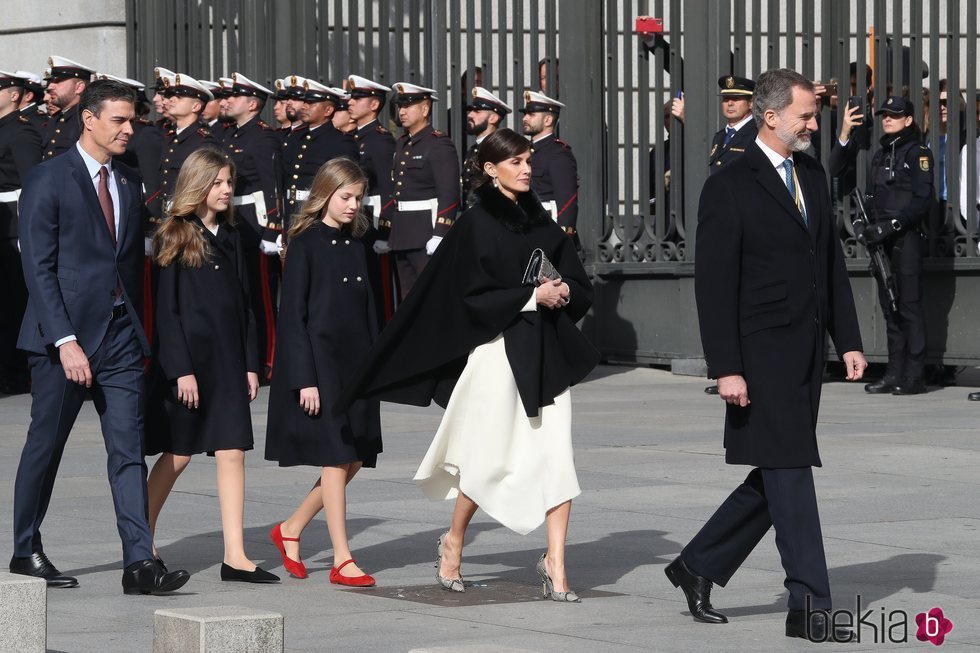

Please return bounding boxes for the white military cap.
[169,73,214,102]
[275,75,308,99]
[45,56,94,81]
[301,78,345,103]
[154,67,176,91]
[228,72,273,98]
[392,82,438,105]
[94,73,146,91]
[347,75,391,98]
[466,86,512,115]
[520,90,565,114]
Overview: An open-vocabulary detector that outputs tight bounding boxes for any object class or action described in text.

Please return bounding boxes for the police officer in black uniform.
[709,75,758,172]
[831,95,934,395]
[378,82,460,300]
[158,74,216,207]
[221,73,283,378]
[281,79,359,230]
[521,90,579,238]
[0,71,43,393]
[348,74,396,320]
[41,56,93,160]
[461,86,511,203]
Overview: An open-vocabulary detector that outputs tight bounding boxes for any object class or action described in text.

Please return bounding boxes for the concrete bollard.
[153,606,283,653]
[0,572,47,653]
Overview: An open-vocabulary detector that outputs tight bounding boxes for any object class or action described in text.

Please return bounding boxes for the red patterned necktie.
[98,166,116,245]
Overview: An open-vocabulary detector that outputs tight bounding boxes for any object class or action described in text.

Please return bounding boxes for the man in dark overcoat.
[664,69,867,643]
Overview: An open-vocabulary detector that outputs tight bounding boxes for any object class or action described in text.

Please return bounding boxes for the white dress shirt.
[755,137,808,218]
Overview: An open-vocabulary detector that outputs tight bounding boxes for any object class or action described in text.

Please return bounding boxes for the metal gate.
[126,0,980,365]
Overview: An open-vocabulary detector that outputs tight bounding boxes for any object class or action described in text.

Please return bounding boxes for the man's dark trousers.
[13,311,153,567]
[680,467,831,610]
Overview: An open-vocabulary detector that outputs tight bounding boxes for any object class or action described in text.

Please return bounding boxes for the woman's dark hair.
[470,128,532,190]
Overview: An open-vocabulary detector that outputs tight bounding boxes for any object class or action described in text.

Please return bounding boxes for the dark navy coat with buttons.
[695,141,863,468]
[265,221,382,467]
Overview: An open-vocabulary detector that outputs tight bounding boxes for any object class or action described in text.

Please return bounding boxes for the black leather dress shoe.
[865,378,899,394]
[9,552,79,588]
[786,609,854,642]
[892,380,926,395]
[122,559,190,595]
[704,385,719,395]
[220,563,280,583]
[664,557,728,624]
[969,392,980,401]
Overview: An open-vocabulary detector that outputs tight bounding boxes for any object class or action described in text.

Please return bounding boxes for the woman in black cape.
[342,129,600,601]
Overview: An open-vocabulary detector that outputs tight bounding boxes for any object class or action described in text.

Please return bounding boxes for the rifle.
[850,189,899,314]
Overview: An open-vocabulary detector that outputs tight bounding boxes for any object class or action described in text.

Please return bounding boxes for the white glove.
[260,235,283,256]
[425,236,443,256]
[144,237,153,256]
[373,239,391,255]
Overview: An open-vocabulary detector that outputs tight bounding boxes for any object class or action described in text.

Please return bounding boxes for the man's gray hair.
[751,69,815,127]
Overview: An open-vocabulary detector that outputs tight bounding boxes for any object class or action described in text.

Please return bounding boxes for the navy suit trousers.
[13,312,153,567]
[680,467,832,610]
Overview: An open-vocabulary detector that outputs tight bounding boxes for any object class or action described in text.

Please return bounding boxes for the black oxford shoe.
[892,380,926,395]
[786,609,854,642]
[122,559,190,595]
[9,552,78,588]
[969,391,980,401]
[664,557,728,624]
[865,378,899,394]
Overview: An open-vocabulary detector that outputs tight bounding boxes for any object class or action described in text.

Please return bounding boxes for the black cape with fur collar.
[341,184,599,417]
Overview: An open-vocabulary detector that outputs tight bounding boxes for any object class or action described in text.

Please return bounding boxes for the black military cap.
[874,95,913,117]
[718,75,755,97]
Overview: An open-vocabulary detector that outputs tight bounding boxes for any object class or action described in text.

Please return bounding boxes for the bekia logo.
[916,608,953,646]
[808,597,954,645]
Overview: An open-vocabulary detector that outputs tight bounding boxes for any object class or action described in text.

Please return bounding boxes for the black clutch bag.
[522,248,560,286]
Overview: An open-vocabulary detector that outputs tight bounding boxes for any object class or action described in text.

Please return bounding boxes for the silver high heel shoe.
[536,553,581,603]
[435,532,464,592]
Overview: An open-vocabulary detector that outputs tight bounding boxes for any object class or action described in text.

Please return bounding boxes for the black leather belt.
[111,304,127,320]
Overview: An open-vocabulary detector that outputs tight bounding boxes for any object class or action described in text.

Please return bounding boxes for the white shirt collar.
[75,141,112,179]
[755,136,793,170]
[729,115,753,132]
[532,132,554,144]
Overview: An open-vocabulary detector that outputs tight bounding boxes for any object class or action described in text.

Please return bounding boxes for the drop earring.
[491,176,499,188]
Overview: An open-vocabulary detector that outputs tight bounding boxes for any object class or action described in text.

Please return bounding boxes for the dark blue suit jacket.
[17,144,150,357]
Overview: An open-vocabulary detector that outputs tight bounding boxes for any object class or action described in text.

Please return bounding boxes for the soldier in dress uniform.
[221,72,282,379]
[41,56,93,160]
[0,71,43,393]
[331,90,356,134]
[272,80,292,131]
[13,71,48,132]
[142,68,177,225]
[376,83,459,300]
[521,90,579,239]
[708,75,757,172]
[461,86,511,203]
[158,74,216,207]
[281,79,359,231]
[275,75,309,181]
[199,80,225,132]
[348,74,396,320]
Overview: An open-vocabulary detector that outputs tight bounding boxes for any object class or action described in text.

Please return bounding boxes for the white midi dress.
[414,325,581,535]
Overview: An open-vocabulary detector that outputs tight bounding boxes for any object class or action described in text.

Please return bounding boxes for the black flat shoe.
[704,385,719,395]
[969,391,980,401]
[865,378,899,394]
[786,609,854,642]
[664,557,728,624]
[220,563,280,583]
[122,559,190,595]
[9,552,78,588]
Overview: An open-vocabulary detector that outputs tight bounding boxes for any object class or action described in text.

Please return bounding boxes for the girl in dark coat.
[342,129,600,601]
[265,158,382,587]
[145,147,278,584]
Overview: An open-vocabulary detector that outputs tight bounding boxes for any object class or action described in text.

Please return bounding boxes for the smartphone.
[846,95,865,120]
[816,82,838,96]
[635,16,664,33]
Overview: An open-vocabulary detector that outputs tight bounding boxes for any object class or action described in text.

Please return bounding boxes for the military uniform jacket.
[529,133,579,236]
[353,119,395,222]
[42,104,81,160]
[386,124,460,250]
[160,124,216,205]
[708,119,759,172]
[128,119,168,228]
[224,115,282,242]
[282,122,359,220]
[460,140,480,204]
[0,111,42,237]
[695,142,862,468]
[19,105,48,133]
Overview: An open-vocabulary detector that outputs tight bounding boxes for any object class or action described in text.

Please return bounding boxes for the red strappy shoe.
[329,559,376,587]
[269,523,308,579]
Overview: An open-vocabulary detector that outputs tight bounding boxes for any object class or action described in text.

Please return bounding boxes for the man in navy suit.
[10,79,189,594]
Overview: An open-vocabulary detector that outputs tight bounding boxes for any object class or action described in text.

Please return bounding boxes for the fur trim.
[472,183,552,233]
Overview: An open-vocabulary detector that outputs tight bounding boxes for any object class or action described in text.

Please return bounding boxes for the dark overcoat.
[145,218,259,455]
[265,222,382,467]
[341,184,600,418]
[695,141,863,468]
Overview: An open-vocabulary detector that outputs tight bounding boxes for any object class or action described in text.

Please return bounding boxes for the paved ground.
[1,365,978,652]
